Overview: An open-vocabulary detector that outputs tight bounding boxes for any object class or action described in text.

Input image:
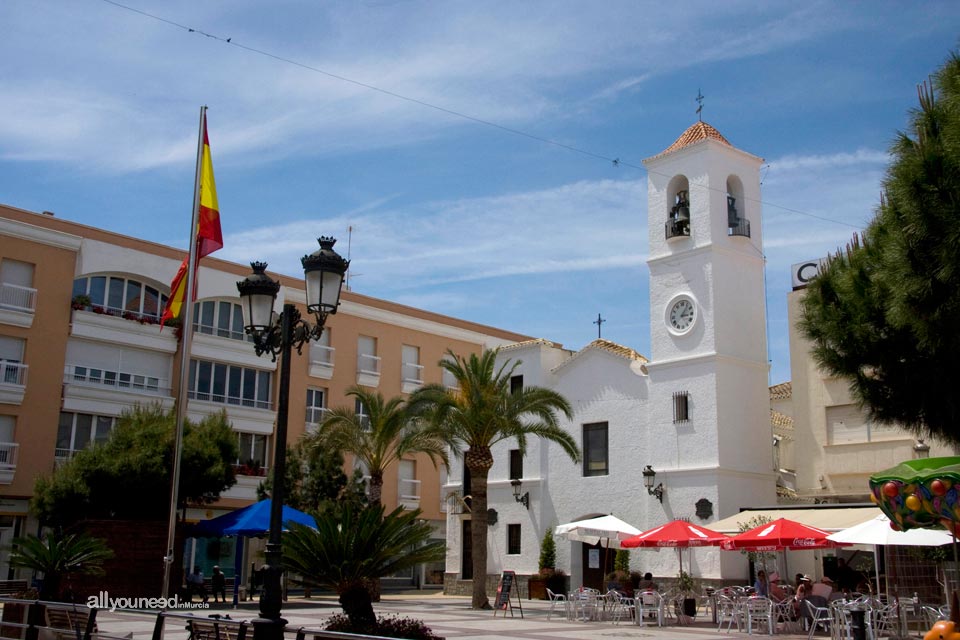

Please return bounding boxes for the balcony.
[357,353,381,388]
[70,307,178,354]
[309,344,335,379]
[401,362,424,394]
[0,361,28,405]
[399,477,421,510]
[0,442,18,483]
[0,283,36,328]
[232,462,268,478]
[728,217,751,238]
[304,406,329,433]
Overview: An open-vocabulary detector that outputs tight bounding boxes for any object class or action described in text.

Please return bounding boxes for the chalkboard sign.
[494,570,515,611]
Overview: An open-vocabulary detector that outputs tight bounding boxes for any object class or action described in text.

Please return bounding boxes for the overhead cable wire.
[99,0,864,231]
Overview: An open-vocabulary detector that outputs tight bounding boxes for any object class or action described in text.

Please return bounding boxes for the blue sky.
[3,1,959,384]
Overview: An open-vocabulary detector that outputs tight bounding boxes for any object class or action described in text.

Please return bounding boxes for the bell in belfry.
[727,194,738,226]
[672,190,690,222]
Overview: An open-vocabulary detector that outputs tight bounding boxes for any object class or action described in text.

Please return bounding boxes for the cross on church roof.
[696,89,704,121]
[593,313,606,339]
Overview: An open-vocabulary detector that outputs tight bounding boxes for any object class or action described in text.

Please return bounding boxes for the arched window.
[72,275,168,322]
[726,176,750,237]
[665,176,691,240]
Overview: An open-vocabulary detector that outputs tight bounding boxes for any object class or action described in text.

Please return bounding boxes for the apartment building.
[0,202,531,585]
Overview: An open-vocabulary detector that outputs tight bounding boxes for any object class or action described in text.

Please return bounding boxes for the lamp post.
[237,237,348,640]
[914,439,931,459]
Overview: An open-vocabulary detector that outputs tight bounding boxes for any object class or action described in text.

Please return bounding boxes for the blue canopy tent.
[190,499,317,606]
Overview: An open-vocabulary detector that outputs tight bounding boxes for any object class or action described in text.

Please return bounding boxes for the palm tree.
[308,386,448,506]
[9,530,113,601]
[283,503,444,625]
[410,348,580,609]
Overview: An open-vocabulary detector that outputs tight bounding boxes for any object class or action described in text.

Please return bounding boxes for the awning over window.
[709,506,882,534]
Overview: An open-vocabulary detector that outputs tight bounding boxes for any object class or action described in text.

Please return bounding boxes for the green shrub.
[324,613,444,639]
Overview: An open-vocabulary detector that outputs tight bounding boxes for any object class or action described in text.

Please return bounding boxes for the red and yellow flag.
[161,114,223,327]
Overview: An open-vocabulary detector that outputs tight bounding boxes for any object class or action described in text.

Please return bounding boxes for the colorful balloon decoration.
[869,457,960,535]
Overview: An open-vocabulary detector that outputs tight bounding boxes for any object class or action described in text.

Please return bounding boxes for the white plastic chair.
[546,588,567,621]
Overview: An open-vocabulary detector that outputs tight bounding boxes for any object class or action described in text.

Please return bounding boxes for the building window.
[583,422,609,477]
[401,344,423,383]
[56,412,115,460]
[0,259,36,312]
[72,275,168,322]
[510,375,523,395]
[673,391,689,423]
[507,524,521,555]
[188,359,272,409]
[441,354,459,389]
[509,449,523,480]
[193,300,248,341]
[237,432,269,474]
[355,398,371,429]
[306,387,326,424]
[357,336,380,374]
[0,336,25,385]
[826,404,899,444]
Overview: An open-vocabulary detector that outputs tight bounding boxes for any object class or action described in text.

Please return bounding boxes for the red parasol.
[622,519,728,579]
[622,519,727,548]
[721,517,849,551]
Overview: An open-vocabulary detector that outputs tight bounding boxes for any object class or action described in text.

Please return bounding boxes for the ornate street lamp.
[510,478,529,510]
[914,439,931,459]
[237,237,348,640]
[642,465,664,503]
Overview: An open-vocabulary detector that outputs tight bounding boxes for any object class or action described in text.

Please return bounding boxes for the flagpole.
[162,105,207,598]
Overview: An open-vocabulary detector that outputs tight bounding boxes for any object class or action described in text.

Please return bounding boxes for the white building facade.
[444,122,777,592]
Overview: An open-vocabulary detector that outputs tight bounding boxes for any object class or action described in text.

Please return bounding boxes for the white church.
[442,120,777,592]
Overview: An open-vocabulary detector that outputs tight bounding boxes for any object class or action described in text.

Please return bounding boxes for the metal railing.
[0,283,37,312]
[0,442,19,470]
[64,364,167,395]
[188,390,273,411]
[305,406,329,425]
[401,362,423,384]
[398,477,421,506]
[728,217,751,237]
[309,344,335,368]
[0,360,27,386]
[357,353,380,375]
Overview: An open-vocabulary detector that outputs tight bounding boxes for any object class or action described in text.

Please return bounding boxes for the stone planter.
[527,578,547,600]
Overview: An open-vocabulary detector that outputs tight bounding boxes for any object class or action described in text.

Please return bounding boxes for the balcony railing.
[0,283,36,313]
[402,362,424,385]
[305,406,329,425]
[399,478,421,509]
[728,217,751,238]
[358,353,381,375]
[665,218,690,239]
[0,442,19,470]
[0,361,27,386]
[187,390,273,410]
[310,344,335,369]
[64,364,168,395]
[232,462,268,477]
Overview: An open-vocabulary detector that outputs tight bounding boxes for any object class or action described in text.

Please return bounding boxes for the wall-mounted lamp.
[642,465,664,503]
[914,439,931,459]
[510,478,529,510]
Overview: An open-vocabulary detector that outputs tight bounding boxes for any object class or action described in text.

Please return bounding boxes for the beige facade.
[784,279,953,502]
[0,202,532,583]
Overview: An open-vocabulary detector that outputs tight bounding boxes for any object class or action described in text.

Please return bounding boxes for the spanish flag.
[161,112,223,327]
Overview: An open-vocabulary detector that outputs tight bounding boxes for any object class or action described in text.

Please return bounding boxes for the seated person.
[753,570,769,597]
[637,572,658,591]
[768,573,789,602]
[810,576,835,600]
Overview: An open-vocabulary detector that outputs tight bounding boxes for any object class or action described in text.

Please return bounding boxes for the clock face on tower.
[665,294,697,335]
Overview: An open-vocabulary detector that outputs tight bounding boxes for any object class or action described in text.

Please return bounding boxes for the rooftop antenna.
[696,89,704,121]
[345,225,362,291]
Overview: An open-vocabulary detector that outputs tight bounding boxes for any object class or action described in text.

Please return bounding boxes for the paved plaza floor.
[80,592,863,640]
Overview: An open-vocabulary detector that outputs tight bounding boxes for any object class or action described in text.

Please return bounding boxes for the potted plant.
[528,528,557,600]
[70,294,91,311]
[676,570,698,619]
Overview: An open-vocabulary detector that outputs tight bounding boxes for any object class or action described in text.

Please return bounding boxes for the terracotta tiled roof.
[650,121,732,159]
[499,338,559,352]
[769,381,792,400]
[771,409,794,430]
[588,338,649,363]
